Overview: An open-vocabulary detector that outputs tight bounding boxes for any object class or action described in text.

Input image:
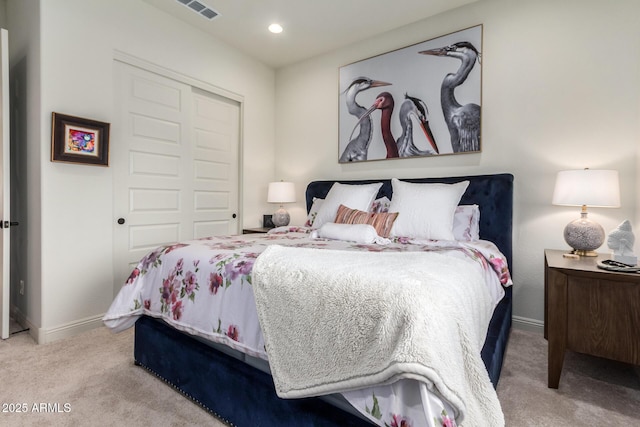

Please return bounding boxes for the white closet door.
[112,61,240,294]
[191,88,240,238]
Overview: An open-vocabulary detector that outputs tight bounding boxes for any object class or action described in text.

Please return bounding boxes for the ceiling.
[143,0,477,68]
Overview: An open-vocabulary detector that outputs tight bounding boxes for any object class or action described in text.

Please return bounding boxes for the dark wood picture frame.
[51,112,110,166]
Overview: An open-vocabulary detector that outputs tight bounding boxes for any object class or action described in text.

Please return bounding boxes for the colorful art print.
[64,125,99,157]
[338,25,482,163]
[51,113,110,166]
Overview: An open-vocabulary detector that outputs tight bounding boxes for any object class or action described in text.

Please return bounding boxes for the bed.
[104,173,513,427]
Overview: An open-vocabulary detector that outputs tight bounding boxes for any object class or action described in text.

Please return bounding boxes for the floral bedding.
[104,226,511,427]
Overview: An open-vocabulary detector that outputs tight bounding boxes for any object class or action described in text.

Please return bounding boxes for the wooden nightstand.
[544,249,640,388]
[242,227,271,234]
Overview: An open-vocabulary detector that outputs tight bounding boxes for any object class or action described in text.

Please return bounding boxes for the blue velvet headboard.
[305,174,514,270]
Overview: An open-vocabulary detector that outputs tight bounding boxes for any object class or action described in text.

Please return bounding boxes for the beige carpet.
[0,325,223,427]
[497,329,640,426]
[1,325,638,426]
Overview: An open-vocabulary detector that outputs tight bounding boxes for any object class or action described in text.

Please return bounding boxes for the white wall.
[9,0,276,342]
[0,0,6,28]
[275,0,640,329]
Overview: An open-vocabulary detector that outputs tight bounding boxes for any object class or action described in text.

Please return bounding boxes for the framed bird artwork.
[338,25,482,163]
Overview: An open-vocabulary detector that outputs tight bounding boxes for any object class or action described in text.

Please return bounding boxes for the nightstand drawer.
[567,277,640,364]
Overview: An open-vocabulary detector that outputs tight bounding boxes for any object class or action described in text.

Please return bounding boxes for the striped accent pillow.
[334,204,398,238]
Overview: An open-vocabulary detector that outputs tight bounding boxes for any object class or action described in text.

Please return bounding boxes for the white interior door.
[0,29,10,339]
[113,61,240,294]
[191,88,240,238]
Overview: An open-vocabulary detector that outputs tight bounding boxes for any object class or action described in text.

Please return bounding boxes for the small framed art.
[263,214,275,228]
[51,112,110,166]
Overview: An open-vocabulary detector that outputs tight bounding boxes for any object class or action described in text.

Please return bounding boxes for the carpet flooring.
[0,324,638,426]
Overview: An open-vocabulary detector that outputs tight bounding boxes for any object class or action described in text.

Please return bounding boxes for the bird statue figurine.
[607,219,637,266]
[339,77,391,162]
[419,41,481,153]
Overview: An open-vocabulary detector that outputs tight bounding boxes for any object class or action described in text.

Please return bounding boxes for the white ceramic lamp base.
[564,211,604,257]
[272,207,290,227]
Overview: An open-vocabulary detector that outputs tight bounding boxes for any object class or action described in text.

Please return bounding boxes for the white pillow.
[310,223,390,245]
[312,182,383,229]
[389,179,469,240]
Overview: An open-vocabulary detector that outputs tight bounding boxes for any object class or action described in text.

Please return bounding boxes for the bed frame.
[133,173,514,426]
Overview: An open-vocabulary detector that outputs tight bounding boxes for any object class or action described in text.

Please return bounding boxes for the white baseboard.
[39,314,106,344]
[11,305,104,344]
[10,307,106,344]
[512,315,544,334]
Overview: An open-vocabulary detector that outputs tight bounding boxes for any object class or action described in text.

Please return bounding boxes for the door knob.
[117,218,126,225]
[232,213,237,219]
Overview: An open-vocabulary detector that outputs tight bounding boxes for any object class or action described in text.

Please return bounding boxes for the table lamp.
[552,169,620,256]
[267,181,296,227]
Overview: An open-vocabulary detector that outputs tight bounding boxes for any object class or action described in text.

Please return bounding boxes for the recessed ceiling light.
[268,23,283,34]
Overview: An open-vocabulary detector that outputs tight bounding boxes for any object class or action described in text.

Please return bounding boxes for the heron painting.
[348,92,439,159]
[419,42,481,153]
[339,77,391,162]
[338,25,482,163]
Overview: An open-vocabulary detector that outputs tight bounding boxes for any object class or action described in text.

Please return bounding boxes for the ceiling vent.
[176,0,220,20]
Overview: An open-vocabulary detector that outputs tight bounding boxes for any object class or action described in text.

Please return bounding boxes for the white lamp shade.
[552,169,620,208]
[267,181,296,204]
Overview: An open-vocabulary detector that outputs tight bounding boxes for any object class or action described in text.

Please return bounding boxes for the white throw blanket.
[252,245,504,427]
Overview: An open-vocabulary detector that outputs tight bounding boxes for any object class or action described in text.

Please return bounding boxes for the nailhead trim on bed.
[134,360,236,427]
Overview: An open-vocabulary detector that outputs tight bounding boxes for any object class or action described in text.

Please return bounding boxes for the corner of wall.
[512,315,544,335]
